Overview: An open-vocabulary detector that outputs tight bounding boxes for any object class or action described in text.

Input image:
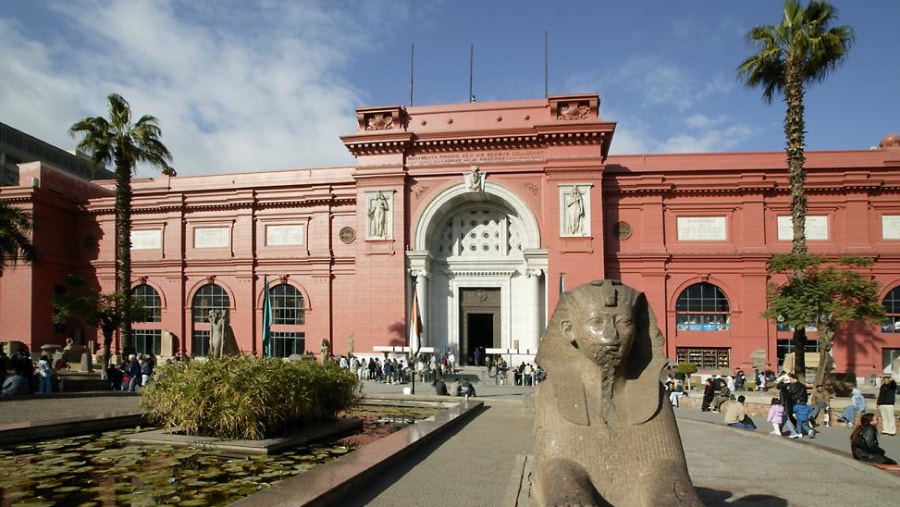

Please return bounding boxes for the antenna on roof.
[409,43,415,107]
[469,44,476,103]
[544,31,549,98]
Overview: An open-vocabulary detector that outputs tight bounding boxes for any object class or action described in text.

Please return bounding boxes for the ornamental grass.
[140,356,360,440]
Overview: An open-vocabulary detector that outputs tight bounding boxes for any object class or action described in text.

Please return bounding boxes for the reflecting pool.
[0,404,441,507]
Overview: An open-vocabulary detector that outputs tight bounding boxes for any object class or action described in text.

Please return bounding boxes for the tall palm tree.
[738,0,854,255]
[70,93,173,356]
[738,1,853,381]
[0,200,37,267]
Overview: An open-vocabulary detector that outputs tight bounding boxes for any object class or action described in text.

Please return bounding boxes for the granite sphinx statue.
[533,280,702,507]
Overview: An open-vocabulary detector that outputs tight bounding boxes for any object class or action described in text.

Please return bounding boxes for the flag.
[409,286,423,357]
[262,276,273,357]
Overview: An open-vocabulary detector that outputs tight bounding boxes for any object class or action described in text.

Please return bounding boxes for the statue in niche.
[565,186,585,235]
[208,309,226,358]
[532,280,702,506]
[367,191,389,238]
[465,166,484,192]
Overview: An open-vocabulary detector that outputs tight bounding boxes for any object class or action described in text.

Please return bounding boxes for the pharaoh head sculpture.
[536,279,666,426]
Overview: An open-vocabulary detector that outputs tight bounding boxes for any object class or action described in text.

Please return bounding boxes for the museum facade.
[2,93,900,378]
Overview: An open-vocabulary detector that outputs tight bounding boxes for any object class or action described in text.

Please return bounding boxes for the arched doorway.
[408,181,547,365]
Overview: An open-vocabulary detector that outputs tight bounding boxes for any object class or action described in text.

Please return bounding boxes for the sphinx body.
[533,280,702,507]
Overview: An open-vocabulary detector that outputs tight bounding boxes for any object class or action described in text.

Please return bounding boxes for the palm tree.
[69,93,173,356]
[738,0,854,256]
[0,200,37,267]
[738,0,853,382]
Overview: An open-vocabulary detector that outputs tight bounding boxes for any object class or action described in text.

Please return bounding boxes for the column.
[415,272,427,347]
[527,269,543,352]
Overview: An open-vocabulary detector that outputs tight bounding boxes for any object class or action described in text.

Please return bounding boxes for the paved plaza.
[1,380,898,506]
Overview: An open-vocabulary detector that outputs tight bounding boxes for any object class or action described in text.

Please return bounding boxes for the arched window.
[675,282,730,331]
[192,284,230,356]
[267,283,306,357]
[882,286,900,333]
[133,284,161,322]
[132,284,162,355]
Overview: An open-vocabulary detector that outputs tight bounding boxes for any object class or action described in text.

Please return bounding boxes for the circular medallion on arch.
[613,221,632,240]
[339,227,356,244]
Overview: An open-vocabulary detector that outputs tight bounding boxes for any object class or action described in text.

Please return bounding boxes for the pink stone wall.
[2,95,900,380]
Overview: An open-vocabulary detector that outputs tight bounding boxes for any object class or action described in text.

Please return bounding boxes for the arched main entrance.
[407,181,547,365]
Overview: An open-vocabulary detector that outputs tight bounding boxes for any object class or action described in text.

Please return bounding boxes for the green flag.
[262,276,273,357]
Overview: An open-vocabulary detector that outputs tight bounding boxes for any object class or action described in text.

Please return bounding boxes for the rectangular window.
[272,332,305,358]
[676,347,730,369]
[883,348,900,374]
[776,338,819,368]
[133,329,161,355]
[192,331,210,357]
[675,314,730,331]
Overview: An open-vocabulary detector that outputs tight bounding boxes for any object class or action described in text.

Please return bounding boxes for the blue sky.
[1,0,897,177]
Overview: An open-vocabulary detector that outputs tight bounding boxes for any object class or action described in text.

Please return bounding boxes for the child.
[766,397,784,436]
[791,400,814,439]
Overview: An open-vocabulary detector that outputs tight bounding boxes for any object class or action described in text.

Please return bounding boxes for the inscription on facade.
[194,227,230,248]
[266,225,304,246]
[131,229,162,250]
[883,216,900,240]
[777,216,828,241]
[676,217,727,241]
[406,149,545,167]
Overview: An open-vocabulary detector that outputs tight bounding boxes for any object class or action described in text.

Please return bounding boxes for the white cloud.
[660,123,756,153]
[0,0,408,176]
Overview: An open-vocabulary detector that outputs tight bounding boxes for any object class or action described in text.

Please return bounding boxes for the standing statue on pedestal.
[208,309,226,358]
[533,280,702,506]
[368,191,389,238]
[320,338,330,363]
[565,186,585,236]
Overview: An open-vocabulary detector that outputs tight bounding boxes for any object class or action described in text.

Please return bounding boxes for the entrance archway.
[407,181,547,364]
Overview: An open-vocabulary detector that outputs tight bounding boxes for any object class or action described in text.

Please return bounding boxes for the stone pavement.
[1,381,898,506]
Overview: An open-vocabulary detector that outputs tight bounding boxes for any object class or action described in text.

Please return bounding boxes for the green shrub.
[676,362,698,376]
[140,356,360,440]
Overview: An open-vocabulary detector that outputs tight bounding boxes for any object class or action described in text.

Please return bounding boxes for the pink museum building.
[2,93,900,378]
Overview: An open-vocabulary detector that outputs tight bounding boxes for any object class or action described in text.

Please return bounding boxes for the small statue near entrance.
[464,166,484,192]
[320,338,330,363]
[532,280,702,506]
[208,309,226,358]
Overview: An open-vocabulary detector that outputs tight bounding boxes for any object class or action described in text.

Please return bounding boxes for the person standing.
[766,398,785,436]
[37,354,53,394]
[876,375,897,436]
[701,378,715,412]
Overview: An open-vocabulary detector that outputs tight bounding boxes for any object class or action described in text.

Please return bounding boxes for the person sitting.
[458,378,477,399]
[838,388,867,427]
[711,385,732,412]
[1,373,30,397]
[434,379,449,396]
[724,395,756,431]
[851,413,897,465]
[669,381,686,407]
